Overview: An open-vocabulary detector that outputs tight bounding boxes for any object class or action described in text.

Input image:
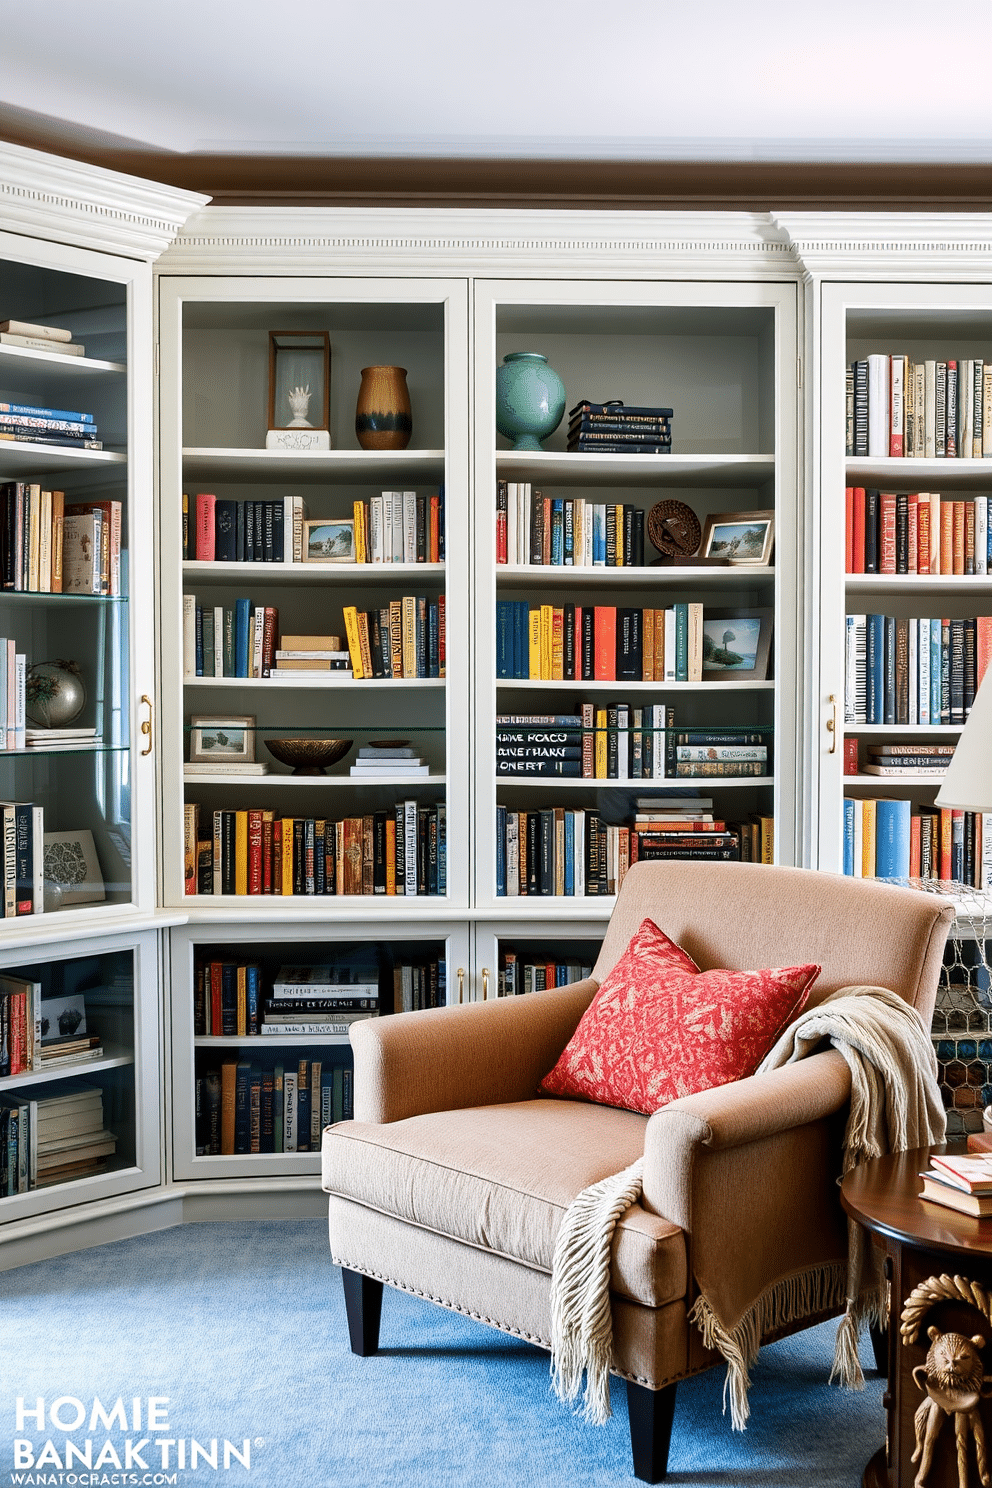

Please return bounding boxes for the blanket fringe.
[687,1260,850,1431]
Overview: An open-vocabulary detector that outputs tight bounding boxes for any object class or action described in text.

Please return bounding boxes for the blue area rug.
[1,1219,882,1486]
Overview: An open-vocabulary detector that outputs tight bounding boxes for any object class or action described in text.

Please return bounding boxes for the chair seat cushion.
[540,918,820,1115]
[322,1098,687,1309]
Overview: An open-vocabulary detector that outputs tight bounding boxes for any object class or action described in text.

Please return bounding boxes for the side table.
[842,1145,992,1488]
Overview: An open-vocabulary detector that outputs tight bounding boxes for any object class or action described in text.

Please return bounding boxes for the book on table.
[928,1152,992,1192]
[919,1172,992,1216]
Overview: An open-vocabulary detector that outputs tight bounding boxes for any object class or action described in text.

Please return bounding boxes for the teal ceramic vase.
[495,352,566,451]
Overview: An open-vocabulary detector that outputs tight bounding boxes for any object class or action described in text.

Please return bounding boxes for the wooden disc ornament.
[647,500,701,560]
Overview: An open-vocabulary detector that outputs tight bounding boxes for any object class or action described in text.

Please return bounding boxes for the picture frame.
[303,518,355,563]
[189,715,256,763]
[701,608,774,681]
[700,510,775,566]
[267,330,331,432]
[42,829,106,907]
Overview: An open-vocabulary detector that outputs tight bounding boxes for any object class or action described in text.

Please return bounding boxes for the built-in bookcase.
[473,281,799,913]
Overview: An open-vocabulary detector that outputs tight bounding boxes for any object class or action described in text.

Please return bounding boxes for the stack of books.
[262,963,380,1038]
[567,400,672,455]
[919,1151,992,1216]
[0,319,85,358]
[632,795,740,860]
[860,741,956,777]
[275,634,351,675]
[0,1083,116,1193]
[350,743,429,778]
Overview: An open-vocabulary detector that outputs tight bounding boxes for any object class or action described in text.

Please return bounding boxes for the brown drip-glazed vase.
[355,365,413,450]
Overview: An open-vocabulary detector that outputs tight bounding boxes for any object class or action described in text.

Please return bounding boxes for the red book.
[907,493,918,573]
[430,494,441,563]
[438,594,446,677]
[843,737,859,776]
[909,815,921,879]
[953,501,966,576]
[248,810,263,894]
[261,606,278,677]
[273,820,283,896]
[851,487,866,574]
[879,493,897,573]
[210,962,223,1035]
[195,493,216,561]
[976,615,992,691]
[844,487,854,572]
[262,813,273,895]
[940,808,953,881]
[593,607,617,680]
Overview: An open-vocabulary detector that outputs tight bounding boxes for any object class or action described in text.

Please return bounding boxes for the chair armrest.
[351,979,598,1122]
[640,1050,854,1332]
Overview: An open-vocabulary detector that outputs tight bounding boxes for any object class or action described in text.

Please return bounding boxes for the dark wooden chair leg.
[627,1380,678,1483]
[341,1268,384,1357]
[868,1321,888,1375]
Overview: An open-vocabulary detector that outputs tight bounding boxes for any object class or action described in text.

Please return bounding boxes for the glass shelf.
[0,591,128,606]
[1,742,125,757]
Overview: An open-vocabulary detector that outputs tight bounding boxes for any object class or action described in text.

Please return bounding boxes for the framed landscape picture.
[190,715,256,763]
[701,510,775,565]
[303,519,355,563]
[701,608,773,680]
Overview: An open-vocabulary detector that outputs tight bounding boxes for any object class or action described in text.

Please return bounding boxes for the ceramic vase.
[494,351,566,451]
[355,365,413,450]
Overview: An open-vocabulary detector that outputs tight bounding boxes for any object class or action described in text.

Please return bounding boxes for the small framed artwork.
[303,519,355,563]
[190,715,256,763]
[701,608,774,681]
[700,510,775,566]
[42,829,106,907]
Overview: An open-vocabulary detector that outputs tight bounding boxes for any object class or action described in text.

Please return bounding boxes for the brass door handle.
[481,968,490,1001]
[140,695,153,756]
[826,694,838,755]
[456,968,465,1004]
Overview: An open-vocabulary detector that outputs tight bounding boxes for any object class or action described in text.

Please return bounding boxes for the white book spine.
[961,360,974,458]
[369,495,383,563]
[0,642,7,751]
[506,811,519,896]
[982,813,992,892]
[404,800,418,895]
[251,608,264,679]
[867,353,890,458]
[183,594,196,678]
[908,619,917,726]
[389,491,403,562]
[663,608,677,682]
[976,497,989,576]
[984,365,992,457]
[584,505,593,567]
[923,360,936,458]
[889,355,904,455]
[522,485,532,565]
[213,605,224,676]
[402,491,417,562]
[573,498,585,566]
[14,654,25,750]
[918,617,931,725]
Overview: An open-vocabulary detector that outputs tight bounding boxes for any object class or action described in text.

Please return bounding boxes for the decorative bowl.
[264,737,353,775]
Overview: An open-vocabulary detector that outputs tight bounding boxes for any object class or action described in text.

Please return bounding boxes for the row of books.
[845,488,992,575]
[342,598,445,680]
[844,614,992,726]
[186,493,298,563]
[195,1055,352,1156]
[496,711,770,779]
[183,802,447,897]
[847,354,992,459]
[0,319,87,359]
[567,400,673,454]
[195,958,380,1037]
[0,805,44,920]
[495,804,773,897]
[352,490,444,564]
[496,602,707,682]
[0,388,101,457]
[495,485,647,567]
[0,975,105,1077]
[843,798,992,887]
[499,956,594,997]
[844,740,957,778]
[0,485,122,594]
[0,1084,116,1195]
[183,597,280,679]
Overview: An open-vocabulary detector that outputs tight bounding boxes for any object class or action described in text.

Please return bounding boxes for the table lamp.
[935,671,992,812]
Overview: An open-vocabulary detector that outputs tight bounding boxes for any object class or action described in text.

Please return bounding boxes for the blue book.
[246,964,260,1035]
[593,506,606,565]
[551,499,564,565]
[234,598,252,678]
[0,400,93,423]
[515,601,529,678]
[233,1061,252,1154]
[194,605,204,677]
[496,602,512,678]
[842,798,855,877]
[495,805,506,896]
[930,618,941,724]
[866,614,885,725]
[875,798,912,879]
[564,811,575,896]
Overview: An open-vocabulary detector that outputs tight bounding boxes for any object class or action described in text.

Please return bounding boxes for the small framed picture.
[700,511,775,566]
[42,829,106,907]
[303,519,355,563]
[701,608,774,681]
[190,715,256,763]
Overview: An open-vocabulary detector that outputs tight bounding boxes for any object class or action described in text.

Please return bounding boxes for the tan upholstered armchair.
[322,862,954,1481]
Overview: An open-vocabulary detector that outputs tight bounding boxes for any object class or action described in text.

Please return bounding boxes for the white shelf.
[0,445,126,476]
[184,560,444,586]
[844,773,946,787]
[497,564,774,588]
[497,775,774,789]
[182,447,446,484]
[0,343,126,383]
[846,456,992,489]
[181,896,451,918]
[496,679,775,692]
[184,675,444,689]
[194,1034,352,1048]
[496,451,774,488]
[0,1048,134,1092]
[183,772,446,787]
[844,723,962,735]
[847,573,992,594]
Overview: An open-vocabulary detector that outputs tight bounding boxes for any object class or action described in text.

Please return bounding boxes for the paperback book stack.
[859,741,957,777]
[262,962,380,1038]
[350,742,429,778]
[0,1083,116,1193]
[567,400,672,454]
[919,1151,992,1216]
[631,796,740,861]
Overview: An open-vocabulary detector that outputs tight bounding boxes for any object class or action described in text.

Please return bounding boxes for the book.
[929,1152,992,1193]
[919,1173,992,1217]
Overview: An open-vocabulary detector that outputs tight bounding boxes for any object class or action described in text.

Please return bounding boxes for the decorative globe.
[25,660,86,728]
[495,352,566,451]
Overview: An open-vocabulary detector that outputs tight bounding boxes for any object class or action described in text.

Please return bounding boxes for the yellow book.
[353,499,367,563]
[39,488,52,591]
[235,810,249,895]
[614,505,624,565]
[528,607,541,679]
[51,489,64,593]
[386,816,396,894]
[540,604,553,680]
[401,595,417,677]
[389,600,403,677]
[281,818,294,894]
[183,803,199,896]
[342,606,364,677]
[595,708,608,778]
[861,799,877,877]
[551,607,564,680]
[357,611,374,679]
[758,815,774,864]
[573,498,584,565]
[236,965,247,1036]
[335,819,346,895]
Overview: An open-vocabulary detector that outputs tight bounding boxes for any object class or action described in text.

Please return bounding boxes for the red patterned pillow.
[540,918,819,1115]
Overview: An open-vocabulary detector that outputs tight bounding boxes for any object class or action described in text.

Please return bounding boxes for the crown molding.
[774,211,992,280]
[0,139,210,261]
[159,206,798,278]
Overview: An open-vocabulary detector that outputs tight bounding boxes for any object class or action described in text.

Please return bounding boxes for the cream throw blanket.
[549,984,947,1430]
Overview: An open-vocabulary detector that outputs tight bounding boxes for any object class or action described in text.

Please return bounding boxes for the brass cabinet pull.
[826,694,838,755]
[140,695,153,756]
[481,968,490,1001]
[456,968,465,1004]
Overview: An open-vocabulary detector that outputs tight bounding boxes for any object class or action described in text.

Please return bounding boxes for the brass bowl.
[264,737,353,775]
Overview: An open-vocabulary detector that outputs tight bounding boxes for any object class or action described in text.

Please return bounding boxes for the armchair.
[321,862,954,1481]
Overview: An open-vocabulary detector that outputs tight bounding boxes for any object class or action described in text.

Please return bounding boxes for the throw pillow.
[540,918,819,1115]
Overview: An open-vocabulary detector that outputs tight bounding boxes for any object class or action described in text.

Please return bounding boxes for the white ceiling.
[3,0,992,161]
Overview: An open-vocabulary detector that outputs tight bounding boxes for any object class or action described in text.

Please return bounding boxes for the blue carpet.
[1,1219,882,1485]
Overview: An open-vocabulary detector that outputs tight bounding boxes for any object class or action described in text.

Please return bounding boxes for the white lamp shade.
[935,670,992,812]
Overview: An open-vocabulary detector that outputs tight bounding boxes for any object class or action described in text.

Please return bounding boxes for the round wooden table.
[842,1145,992,1488]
